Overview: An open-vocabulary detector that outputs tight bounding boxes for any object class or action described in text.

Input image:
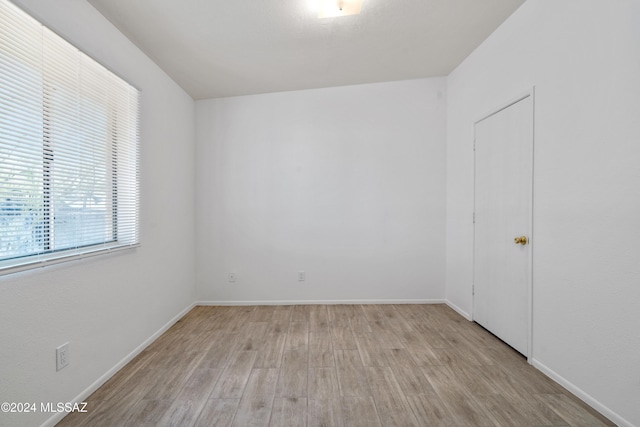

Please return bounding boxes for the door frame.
[472,87,535,362]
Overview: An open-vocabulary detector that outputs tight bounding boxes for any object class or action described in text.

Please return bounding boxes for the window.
[0,0,139,274]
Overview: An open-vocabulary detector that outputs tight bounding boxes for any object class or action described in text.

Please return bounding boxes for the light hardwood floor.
[57,304,615,426]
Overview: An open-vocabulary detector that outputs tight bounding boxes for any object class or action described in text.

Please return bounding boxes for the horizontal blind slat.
[0,0,139,271]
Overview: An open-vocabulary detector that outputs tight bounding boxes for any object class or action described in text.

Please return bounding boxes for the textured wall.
[0,1,196,426]
[446,1,640,425]
[196,79,447,303]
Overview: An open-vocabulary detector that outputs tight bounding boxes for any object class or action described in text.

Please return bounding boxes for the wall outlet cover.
[56,343,69,371]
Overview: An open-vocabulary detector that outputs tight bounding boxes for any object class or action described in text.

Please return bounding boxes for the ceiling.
[88,0,525,100]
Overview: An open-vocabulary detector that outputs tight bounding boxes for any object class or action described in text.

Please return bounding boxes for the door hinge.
[472,284,475,296]
[473,212,475,223]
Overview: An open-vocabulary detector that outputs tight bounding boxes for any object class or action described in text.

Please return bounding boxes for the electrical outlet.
[56,343,69,371]
[228,272,236,282]
[298,271,305,281]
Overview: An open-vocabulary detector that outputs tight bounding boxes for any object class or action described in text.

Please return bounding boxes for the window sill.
[0,243,140,277]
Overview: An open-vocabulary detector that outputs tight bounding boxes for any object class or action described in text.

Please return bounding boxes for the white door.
[473,94,533,356]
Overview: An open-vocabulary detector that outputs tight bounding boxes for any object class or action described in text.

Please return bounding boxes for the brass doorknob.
[514,236,528,245]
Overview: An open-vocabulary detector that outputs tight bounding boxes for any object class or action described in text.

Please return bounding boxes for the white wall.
[0,1,196,426]
[446,1,640,425]
[196,79,446,303]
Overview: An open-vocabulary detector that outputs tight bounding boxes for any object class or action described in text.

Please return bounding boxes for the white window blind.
[0,0,140,274]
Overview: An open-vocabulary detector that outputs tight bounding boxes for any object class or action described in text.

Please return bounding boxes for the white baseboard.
[195,298,445,306]
[41,302,196,427]
[531,358,633,427]
[444,299,472,320]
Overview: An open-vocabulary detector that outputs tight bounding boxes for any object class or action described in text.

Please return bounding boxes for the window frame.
[0,0,140,276]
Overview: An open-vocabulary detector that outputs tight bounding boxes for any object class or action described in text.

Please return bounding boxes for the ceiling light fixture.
[314,0,363,18]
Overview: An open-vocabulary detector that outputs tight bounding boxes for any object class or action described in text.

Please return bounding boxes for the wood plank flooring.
[57,304,614,426]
